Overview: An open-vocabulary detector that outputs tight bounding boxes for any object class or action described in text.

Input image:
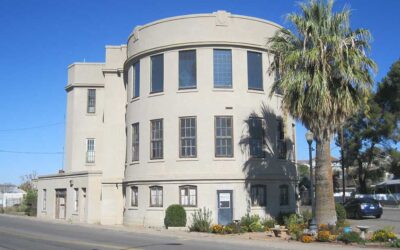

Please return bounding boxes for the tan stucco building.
[37,11,297,227]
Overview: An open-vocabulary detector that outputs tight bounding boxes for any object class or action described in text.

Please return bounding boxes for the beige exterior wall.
[37,11,297,227]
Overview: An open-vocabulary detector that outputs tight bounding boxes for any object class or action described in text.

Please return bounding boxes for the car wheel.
[375,214,381,219]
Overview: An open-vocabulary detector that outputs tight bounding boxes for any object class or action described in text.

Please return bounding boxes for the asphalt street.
[348,207,400,233]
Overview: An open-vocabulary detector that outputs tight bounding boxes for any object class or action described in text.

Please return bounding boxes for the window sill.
[247,89,264,94]
[129,161,140,166]
[127,207,139,210]
[130,97,140,103]
[41,210,47,213]
[85,163,96,166]
[72,212,79,215]
[176,158,199,162]
[148,92,164,98]
[148,159,165,163]
[212,88,234,92]
[274,92,284,97]
[147,207,164,211]
[177,88,198,94]
[213,157,236,161]
[86,113,96,116]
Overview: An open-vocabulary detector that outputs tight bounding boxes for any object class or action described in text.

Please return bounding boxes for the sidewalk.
[0,214,386,250]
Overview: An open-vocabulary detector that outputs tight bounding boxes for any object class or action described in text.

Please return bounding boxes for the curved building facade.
[37,11,297,227]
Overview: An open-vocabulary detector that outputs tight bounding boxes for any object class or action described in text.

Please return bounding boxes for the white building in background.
[0,185,26,208]
[36,11,297,227]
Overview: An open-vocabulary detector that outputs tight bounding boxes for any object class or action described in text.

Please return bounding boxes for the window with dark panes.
[132,123,139,161]
[213,49,232,88]
[150,119,163,159]
[280,184,289,206]
[247,51,263,90]
[87,89,96,113]
[179,50,196,89]
[249,117,264,157]
[251,185,266,206]
[179,185,197,207]
[130,186,138,207]
[132,62,140,98]
[150,186,163,207]
[277,120,286,159]
[151,54,164,93]
[180,117,196,158]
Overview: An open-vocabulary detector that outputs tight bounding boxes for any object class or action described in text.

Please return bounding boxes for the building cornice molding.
[38,170,102,180]
[123,177,297,185]
[65,83,105,91]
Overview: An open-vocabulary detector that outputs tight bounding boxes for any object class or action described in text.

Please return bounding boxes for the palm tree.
[267,0,376,224]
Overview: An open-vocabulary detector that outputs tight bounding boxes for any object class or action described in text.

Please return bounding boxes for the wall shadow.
[239,103,297,218]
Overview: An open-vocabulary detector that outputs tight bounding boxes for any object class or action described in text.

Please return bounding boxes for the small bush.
[261,218,276,230]
[335,203,346,222]
[240,214,260,229]
[338,232,362,244]
[276,212,295,225]
[223,225,234,234]
[211,224,224,234]
[390,239,400,248]
[164,204,186,228]
[301,234,314,243]
[301,209,312,224]
[318,231,331,242]
[189,207,212,232]
[249,222,264,232]
[371,228,397,242]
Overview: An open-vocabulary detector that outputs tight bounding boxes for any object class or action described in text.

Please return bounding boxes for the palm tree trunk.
[315,135,337,225]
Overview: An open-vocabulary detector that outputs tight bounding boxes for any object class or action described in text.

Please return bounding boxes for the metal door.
[217,190,233,225]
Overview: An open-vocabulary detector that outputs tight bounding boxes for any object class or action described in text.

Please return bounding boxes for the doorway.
[55,189,67,219]
[217,190,233,225]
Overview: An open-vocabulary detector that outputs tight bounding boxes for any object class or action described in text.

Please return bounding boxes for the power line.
[0,149,63,155]
[0,122,64,132]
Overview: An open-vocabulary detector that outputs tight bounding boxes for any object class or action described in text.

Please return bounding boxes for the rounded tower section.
[123,11,297,227]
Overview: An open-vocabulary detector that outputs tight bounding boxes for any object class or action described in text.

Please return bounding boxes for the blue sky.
[0,0,399,184]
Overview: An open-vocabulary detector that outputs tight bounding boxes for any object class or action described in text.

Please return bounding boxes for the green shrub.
[249,222,264,232]
[301,209,312,224]
[23,189,37,216]
[371,227,397,242]
[164,204,186,228]
[338,232,362,244]
[389,239,400,248]
[240,214,260,229]
[276,212,295,225]
[261,218,276,229]
[335,203,346,222]
[189,207,212,232]
[223,225,234,234]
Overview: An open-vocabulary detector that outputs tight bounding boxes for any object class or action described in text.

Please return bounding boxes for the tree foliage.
[267,0,375,224]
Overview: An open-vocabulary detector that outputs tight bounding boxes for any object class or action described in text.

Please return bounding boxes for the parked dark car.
[343,198,383,219]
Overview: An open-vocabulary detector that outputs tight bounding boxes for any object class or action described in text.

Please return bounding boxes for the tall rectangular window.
[150,119,163,159]
[277,120,286,159]
[150,186,163,207]
[74,188,79,212]
[87,89,96,113]
[180,117,196,158]
[213,49,232,88]
[280,185,289,206]
[180,185,197,207]
[42,189,47,211]
[151,54,164,93]
[130,186,138,207]
[86,138,95,163]
[179,50,196,89]
[249,117,264,157]
[132,61,140,98]
[215,116,233,157]
[247,51,263,90]
[251,185,266,206]
[132,123,139,161]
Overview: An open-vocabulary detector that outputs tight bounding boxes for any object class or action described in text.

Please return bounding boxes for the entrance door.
[55,189,67,219]
[217,190,233,225]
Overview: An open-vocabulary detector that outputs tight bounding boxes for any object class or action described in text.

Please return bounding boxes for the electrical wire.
[0,149,63,155]
[0,122,64,132]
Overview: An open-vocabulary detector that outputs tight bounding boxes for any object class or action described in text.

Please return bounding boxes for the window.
[180,117,196,158]
[249,117,264,157]
[215,116,233,157]
[87,89,96,113]
[213,49,232,88]
[130,186,138,207]
[42,189,47,211]
[247,51,263,90]
[74,188,79,212]
[251,185,266,206]
[150,186,163,207]
[132,61,140,98]
[179,50,196,89]
[132,123,139,161]
[151,54,164,93]
[280,185,289,206]
[277,120,286,159]
[86,138,95,163]
[180,186,197,207]
[150,119,163,159]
